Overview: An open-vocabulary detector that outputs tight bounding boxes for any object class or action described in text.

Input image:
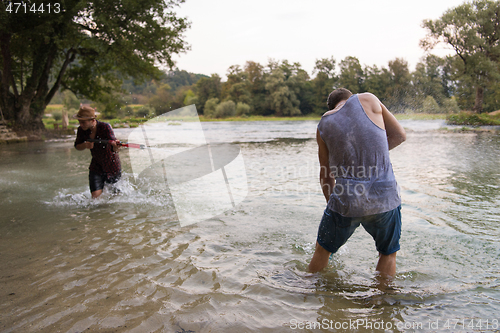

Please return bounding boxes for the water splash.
[44,173,174,208]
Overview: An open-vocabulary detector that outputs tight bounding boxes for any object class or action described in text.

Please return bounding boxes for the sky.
[171,0,468,80]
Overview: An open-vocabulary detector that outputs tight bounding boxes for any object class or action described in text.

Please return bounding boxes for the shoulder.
[357,92,379,103]
[321,110,335,117]
[97,120,110,128]
[97,121,115,132]
[357,93,382,113]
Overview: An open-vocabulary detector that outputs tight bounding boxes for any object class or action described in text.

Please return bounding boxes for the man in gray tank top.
[309,88,406,279]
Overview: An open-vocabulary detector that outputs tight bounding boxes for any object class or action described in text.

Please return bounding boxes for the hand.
[85,141,94,149]
[110,140,120,152]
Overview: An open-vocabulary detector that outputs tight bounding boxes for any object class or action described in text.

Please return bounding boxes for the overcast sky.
[171,0,467,79]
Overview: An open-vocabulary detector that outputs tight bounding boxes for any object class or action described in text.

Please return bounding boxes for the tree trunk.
[473,86,484,113]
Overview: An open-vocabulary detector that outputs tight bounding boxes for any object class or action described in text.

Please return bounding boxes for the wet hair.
[327,88,353,110]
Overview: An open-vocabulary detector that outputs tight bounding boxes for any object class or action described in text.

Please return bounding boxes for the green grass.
[43,103,464,126]
[446,112,500,126]
[394,113,447,120]
[45,104,64,113]
[199,115,322,122]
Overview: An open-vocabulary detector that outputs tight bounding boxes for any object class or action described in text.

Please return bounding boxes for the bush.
[442,97,461,113]
[135,106,155,118]
[203,98,219,118]
[214,100,236,118]
[421,96,441,114]
[447,112,500,126]
[236,102,251,116]
[52,111,62,121]
[119,106,134,118]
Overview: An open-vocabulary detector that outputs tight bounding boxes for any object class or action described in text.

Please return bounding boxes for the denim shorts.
[89,170,121,193]
[316,205,401,255]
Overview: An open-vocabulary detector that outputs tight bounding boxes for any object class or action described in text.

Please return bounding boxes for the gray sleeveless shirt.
[317,94,401,217]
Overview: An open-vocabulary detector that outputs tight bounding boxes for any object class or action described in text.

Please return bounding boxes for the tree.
[203,97,219,118]
[244,61,267,115]
[385,58,413,111]
[264,60,303,116]
[412,55,449,109]
[421,95,441,113]
[362,65,391,102]
[214,100,236,118]
[0,0,190,130]
[311,57,337,113]
[221,65,252,105]
[421,0,500,113]
[338,56,363,93]
[148,83,173,116]
[193,74,222,114]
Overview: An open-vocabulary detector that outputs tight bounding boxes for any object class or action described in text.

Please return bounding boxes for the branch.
[34,46,58,104]
[45,48,76,105]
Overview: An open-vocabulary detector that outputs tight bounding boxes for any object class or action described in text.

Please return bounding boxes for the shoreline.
[3,114,499,144]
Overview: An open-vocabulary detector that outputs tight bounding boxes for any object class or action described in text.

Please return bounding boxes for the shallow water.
[1,120,499,332]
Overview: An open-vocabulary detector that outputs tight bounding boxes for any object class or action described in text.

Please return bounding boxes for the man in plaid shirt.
[74,106,121,198]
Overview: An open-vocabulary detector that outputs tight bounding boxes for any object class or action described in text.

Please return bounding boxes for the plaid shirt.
[74,121,121,178]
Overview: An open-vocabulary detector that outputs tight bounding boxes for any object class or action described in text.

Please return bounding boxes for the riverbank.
[446,111,500,126]
[0,121,28,144]
[42,112,447,127]
[4,112,498,144]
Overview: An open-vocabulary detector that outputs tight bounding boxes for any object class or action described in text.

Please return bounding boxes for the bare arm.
[358,93,406,150]
[317,129,334,203]
[381,103,406,150]
[109,140,121,153]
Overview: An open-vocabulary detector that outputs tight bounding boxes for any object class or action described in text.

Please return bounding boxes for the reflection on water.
[0,121,499,332]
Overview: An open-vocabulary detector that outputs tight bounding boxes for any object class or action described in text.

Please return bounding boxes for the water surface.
[1,120,499,332]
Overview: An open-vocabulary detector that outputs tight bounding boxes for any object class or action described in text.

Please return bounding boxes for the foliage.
[0,0,190,130]
[447,112,500,125]
[62,90,81,110]
[148,83,173,116]
[442,97,461,113]
[52,111,62,122]
[385,58,413,112]
[203,98,219,118]
[221,65,252,105]
[183,89,197,105]
[235,102,251,116]
[421,96,441,113]
[421,0,500,113]
[135,105,156,118]
[339,56,364,93]
[310,57,337,113]
[264,60,304,117]
[194,74,222,114]
[214,100,236,118]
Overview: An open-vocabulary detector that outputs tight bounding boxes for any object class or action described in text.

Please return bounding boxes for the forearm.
[387,131,406,150]
[319,165,335,202]
[382,106,406,150]
[75,143,87,150]
[320,177,334,202]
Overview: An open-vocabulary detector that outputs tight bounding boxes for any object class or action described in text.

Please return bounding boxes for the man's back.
[309,88,406,274]
[317,94,401,217]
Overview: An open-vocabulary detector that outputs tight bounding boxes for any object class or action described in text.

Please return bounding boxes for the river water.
[1,120,499,332]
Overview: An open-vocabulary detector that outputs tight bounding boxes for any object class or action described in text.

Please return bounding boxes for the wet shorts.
[89,170,121,193]
[316,205,401,255]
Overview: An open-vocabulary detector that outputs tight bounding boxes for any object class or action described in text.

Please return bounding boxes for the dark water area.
[0,120,499,332]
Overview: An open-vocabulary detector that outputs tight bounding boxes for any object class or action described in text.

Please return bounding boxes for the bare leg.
[308,242,331,273]
[376,252,397,278]
[91,189,103,198]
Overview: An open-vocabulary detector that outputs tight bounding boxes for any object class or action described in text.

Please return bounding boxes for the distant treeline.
[54,54,500,119]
